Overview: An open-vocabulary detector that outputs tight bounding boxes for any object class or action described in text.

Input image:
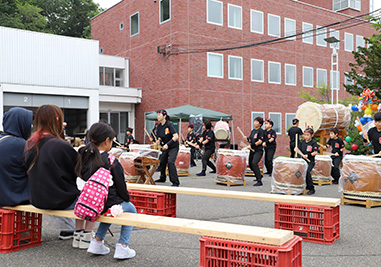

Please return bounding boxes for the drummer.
[154,110,180,187]
[263,118,277,176]
[363,112,381,156]
[185,124,197,167]
[324,128,344,184]
[287,119,303,158]
[124,127,135,150]
[296,127,319,195]
[196,120,216,176]
[245,117,265,186]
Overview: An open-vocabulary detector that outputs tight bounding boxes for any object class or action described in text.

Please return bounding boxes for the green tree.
[0,0,23,29]
[344,111,373,155]
[298,83,357,105]
[344,16,381,97]
[16,0,47,32]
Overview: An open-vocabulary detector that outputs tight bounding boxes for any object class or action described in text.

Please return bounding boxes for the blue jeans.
[95,202,137,245]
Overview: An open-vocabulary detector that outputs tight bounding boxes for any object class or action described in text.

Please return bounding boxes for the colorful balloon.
[360,117,367,125]
[351,144,358,150]
[371,104,378,111]
[345,136,352,142]
[365,108,372,115]
[357,125,362,131]
[351,105,359,111]
[361,104,368,111]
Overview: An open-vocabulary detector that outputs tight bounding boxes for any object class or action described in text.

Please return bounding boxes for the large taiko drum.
[129,144,153,152]
[216,149,246,183]
[243,148,263,176]
[341,155,381,200]
[175,146,191,176]
[295,102,351,132]
[214,120,230,140]
[311,155,332,181]
[271,157,307,195]
[109,147,126,159]
[119,152,140,182]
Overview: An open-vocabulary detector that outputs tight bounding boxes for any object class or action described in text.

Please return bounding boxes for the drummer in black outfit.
[363,112,381,156]
[124,127,135,150]
[196,121,216,176]
[154,110,180,187]
[185,124,197,167]
[287,118,303,158]
[324,128,344,184]
[263,119,277,176]
[245,117,265,186]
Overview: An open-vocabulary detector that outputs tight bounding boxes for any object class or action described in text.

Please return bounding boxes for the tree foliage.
[298,83,357,105]
[344,16,381,97]
[0,0,101,39]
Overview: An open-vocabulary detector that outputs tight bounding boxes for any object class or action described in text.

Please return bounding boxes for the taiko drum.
[216,149,246,180]
[175,146,191,175]
[311,155,332,181]
[119,152,140,182]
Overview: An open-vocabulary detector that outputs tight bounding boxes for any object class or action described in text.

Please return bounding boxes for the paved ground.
[2,159,381,266]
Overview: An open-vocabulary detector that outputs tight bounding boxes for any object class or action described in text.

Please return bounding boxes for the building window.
[345,32,354,51]
[207,52,223,78]
[207,0,223,26]
[251,112,265,129]
[316,68,327,86]
[130,13,139,36]
[268,61,281,84]
[303,66,313,87]
[356,35,365,51]
[160,0,170,24]
[285,113,296,132]
[268,14,280,37]
[316,25,327,47]
[251,59,264,82]
[331,70,340,89]
[345,73,354,85]
[285,64,296,86]
[284,18,296,40]
[302,22,313,44]
[228,55,242,80]
[228,4,242,30]
[333,0,361,11]
[269,112,282,134]
[100,67,124,87]
[251,10,263,34]
[120,22,124,31]
[330,29,340,49]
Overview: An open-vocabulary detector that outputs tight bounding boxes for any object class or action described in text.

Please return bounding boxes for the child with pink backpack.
[75,122,137,259]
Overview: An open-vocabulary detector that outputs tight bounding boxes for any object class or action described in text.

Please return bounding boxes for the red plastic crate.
[199,235,302,267]
[128,190,176,217]
[0,209,42,253]
[274,203,340,244]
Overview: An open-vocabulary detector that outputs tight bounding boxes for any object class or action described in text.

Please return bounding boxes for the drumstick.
[144,128,151,138]
[113,139,124,148]
[295,134,310,162]
[239,141,254,152]
[357,116,370,143]
[150,129,158,142]
[316,141,325,148]
[367,154,379,158]
[237,126,246,139]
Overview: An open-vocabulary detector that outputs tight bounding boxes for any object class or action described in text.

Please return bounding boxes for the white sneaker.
[79,232,92,249]
[72,232,81,248]
[87,238,110,255]
[114,243,136,259]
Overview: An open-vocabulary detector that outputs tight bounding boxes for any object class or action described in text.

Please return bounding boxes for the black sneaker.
[307,190,315,195]
[209,170,216,174]
[154,179,166,183]
[332,180,339,184]
[59,231,74,240]
[253,181,263,186]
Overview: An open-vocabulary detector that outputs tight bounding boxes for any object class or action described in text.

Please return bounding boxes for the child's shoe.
[79,232,92,249]
[87,238,110,255]
[72,231,81,248]
[114,243,136,259]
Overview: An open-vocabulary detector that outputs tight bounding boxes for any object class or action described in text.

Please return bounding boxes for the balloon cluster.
[345,136,358,150]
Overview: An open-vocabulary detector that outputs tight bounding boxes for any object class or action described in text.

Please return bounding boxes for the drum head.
[295,102,323,131]
[215,128,228,140]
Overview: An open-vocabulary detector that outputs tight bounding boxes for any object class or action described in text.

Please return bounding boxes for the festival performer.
[324,128,344,184]
[245,117,265,186]
[154,109,180,186]
[196,120,216,176]
[296,127,319,195]
[287,118,303,158]
[76,122,137,258]
[185,124,197,167]
[124,127,135,150]
[363,112,381,156]
[263,118,277,176]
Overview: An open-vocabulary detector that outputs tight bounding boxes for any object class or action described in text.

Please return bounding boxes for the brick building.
[91,0,377,155]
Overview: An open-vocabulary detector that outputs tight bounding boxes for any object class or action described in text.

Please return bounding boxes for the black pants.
[202,148,216,171]
[249,150,263,181]
[290,142,296,158]
[306,160,315,191]
[159,146,180,185]
[331,156,342,182]
[190,147,196,166]
[264,147,276,174]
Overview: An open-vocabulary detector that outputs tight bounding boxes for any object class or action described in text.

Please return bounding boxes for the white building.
[0,26,141,142]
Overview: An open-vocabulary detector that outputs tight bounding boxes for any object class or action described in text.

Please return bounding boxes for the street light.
[324,36,341,105]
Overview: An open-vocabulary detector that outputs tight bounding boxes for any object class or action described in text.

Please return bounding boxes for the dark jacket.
[0,107,33,206]
[26,137,79,210]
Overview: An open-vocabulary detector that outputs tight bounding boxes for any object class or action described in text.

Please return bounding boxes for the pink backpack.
[74,154,115,222]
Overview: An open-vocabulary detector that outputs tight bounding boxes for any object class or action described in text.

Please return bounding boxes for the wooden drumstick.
[367,154,379,158]
[240,141,254,152]
[237,126,246,139]
[316,141,325,148]
[150,129,158,142]
[295,134,310,162]
[357,116,370,143]
[113,139,124,148]
[144,128,151,138]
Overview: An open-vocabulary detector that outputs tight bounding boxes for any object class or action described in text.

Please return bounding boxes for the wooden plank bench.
[126,183,340,207]
[2,205,293,246]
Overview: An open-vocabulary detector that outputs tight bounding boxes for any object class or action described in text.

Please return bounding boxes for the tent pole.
[232,119,235,150]
[179,118,182,141]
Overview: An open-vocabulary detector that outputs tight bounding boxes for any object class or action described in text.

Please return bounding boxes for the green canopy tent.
[144,105,235,147]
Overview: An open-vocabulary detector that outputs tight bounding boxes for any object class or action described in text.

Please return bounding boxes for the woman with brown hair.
[24,105,79,238]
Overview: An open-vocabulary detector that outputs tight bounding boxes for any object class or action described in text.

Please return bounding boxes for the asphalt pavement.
[1,159,381,267]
